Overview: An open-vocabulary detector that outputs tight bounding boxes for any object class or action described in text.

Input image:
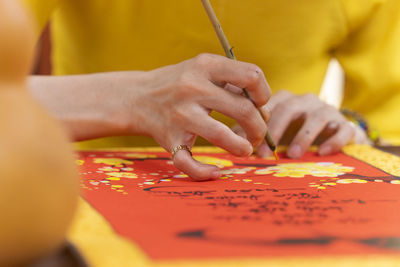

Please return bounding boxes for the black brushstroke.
[125,157,171,161]
[234,163,276,167]
[176,229,400,250]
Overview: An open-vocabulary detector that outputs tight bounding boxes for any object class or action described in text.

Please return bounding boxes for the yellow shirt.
[23,0,400,148]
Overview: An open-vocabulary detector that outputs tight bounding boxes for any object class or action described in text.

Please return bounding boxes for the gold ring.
[171,145,192,158]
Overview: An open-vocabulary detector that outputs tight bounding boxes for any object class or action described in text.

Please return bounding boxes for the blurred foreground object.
[0,0,79,265]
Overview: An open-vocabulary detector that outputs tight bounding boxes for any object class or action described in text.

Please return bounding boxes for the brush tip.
[273,150,279,161]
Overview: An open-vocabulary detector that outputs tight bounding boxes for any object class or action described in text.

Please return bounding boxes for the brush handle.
[201,0,277,154]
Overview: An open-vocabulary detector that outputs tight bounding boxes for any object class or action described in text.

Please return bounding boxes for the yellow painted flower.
[273,170,310,178]
[125,153,156,159]
[173,174,188,178]
[75,159,84,166]
[106,177,120,181]
[98,166,120,172]
[254,169,274,175]
[193,156,233,168]
[221,167,255,175]
[254,162,354,178]
[93,158,133,167]
[105,172,137,179]
[337,179,367,184]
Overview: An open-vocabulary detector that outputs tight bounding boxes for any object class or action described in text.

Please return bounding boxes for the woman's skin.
[29,56,369,180]
[0,0,78,265]
[234,90,370,159]
[29,53,271,180]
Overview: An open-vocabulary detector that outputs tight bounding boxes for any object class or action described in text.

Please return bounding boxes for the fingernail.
[211,170,221,179]
[319,145,332,156]
[287,144,302,158]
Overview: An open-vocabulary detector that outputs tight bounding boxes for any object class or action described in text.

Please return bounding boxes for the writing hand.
[134,54,271,180]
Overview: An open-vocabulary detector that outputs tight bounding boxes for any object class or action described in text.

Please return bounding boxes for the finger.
[265,90,293,111]
[231,123,273,159]
[224,83,243,95]
[259,104,271,122]
[268,93,326,146]
[318,122,356,156]
[287,107,334,158]
[279,116,305,145]
[256,141,272,158]
[266,97,304,146]
[200,82,267,147]
[172,145,221,181]
[186,111,253,157]
[314,121,340,145]
[256,105,273,157]
[353,124,372,145]
[231,124,247,139]
[197,53,271,107]
[224,83,271,122]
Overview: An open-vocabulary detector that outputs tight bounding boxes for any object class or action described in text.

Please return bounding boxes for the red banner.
[78,150,400,260]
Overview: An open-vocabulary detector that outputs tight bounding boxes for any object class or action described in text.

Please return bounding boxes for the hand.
[29,54,271,180]
[129,53,271,180]
[233,90,370,159]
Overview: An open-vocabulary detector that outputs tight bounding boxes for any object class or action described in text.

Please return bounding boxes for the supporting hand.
[233,90,370,159]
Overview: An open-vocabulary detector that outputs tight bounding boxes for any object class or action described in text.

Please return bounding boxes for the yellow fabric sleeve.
[336,0,400,144]
[21,0,59,37]
[18,0,400,146]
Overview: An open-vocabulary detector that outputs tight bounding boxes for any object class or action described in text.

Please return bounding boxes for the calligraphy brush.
[200,0,279,160]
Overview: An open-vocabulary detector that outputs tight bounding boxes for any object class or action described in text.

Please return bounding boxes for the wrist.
[28,72,143,141]
[82,71,153,139]
[104,70,156,137]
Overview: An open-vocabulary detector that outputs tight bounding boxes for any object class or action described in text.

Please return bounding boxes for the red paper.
[78,151,400,260]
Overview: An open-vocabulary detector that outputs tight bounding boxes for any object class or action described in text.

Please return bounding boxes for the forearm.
[27,72,146,141]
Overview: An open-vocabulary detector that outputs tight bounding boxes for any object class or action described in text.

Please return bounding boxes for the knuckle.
[245,65,263,85]
[302,93,318,101]
[194,53,215,68]
[311,108,329,124]
[170,106,190,124]
[176,73,195,89]
[275,101,295,115]
[175,74,203,97]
